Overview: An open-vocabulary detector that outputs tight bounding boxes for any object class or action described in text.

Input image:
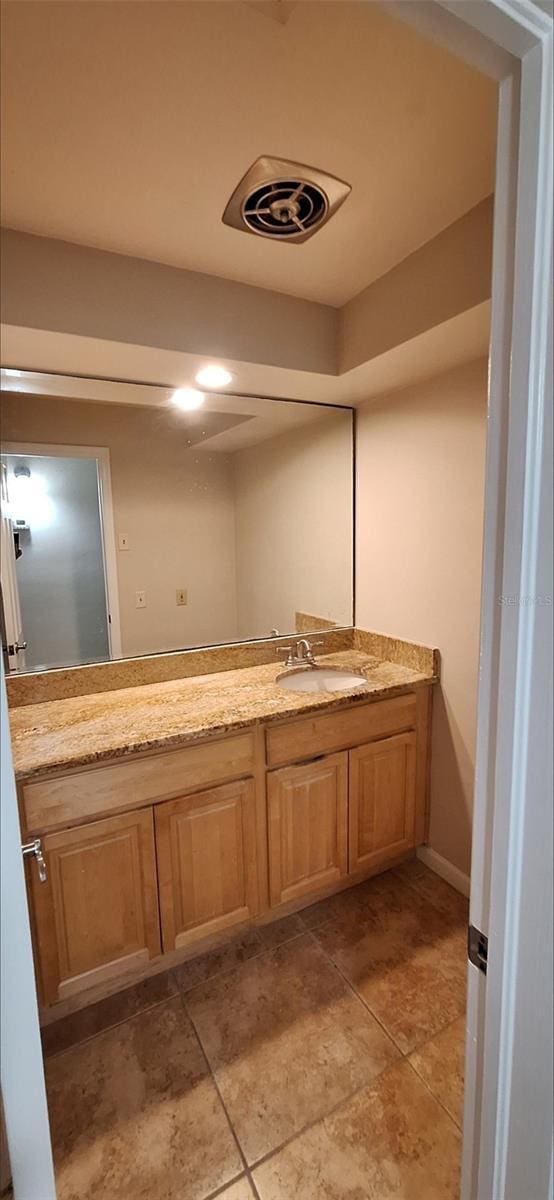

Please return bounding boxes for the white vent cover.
[222,156,351,244]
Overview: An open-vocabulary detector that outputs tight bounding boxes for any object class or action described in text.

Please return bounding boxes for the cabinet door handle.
[21,838,47,883]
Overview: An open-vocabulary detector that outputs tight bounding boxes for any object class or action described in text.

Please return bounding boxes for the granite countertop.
[9,650,435,781]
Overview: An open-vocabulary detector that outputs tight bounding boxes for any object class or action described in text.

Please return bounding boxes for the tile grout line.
[306,874,468,1051]
[42,925,308,1061]
[406,1009,467,1134]
[247,1064,403,1176]
[175,928,309,1001]
[308,918,467,1079]
[310,917,467,1137]
[44,881,465,1195]
[178,988,252,1188]
[203,1170,249,1200]
[391,869,468,922]
[226,920,420,1177]
[305,928,406,1057]
[46,976,264,1200]
[247,1004,465,1179]
[180,928,403,1186]
[298,868,453,937]
[42,872,450,1058]
[42,986,182,1060]
[192,899,467,1175]
[403,1056,464,1135]
[408,1009,466,1057]
[246,1168,263,1200]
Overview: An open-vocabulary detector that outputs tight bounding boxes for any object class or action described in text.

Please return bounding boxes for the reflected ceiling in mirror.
[0,370,354,674]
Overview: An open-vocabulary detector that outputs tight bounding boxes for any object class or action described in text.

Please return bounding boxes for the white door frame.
[2,441,123,661]
[391,3,553,1198]
[0,2,552,1197]
[0,462,26,671]
[1,660,56,1199]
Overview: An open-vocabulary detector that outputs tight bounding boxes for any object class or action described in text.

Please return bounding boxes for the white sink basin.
[277,665,367,694]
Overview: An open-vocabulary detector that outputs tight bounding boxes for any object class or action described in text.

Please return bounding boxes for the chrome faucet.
[277,638,324,668]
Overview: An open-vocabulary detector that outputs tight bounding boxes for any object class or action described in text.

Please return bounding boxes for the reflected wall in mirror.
[0,371,353,672]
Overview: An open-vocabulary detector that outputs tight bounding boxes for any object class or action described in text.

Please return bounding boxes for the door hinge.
[468,925,488,975]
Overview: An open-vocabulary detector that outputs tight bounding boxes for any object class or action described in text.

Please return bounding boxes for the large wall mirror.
[0,370,353,673]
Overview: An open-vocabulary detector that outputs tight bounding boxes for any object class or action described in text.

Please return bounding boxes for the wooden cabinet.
[155,779,260,952]
[23,690,430,1014]
[22,730,256,835]
[266,694,417,767]
[349,732,416,873]
[267,752,348,906]
[29,808,160,1006]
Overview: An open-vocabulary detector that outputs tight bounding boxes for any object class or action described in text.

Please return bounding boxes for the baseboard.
[416,845,471,898]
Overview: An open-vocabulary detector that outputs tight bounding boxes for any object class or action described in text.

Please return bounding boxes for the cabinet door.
[349,732,416,873]
[155,779,259,952]
[29,808,161,1006]
[267,752,348,907]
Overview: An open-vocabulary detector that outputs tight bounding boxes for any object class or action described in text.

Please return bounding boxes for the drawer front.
[23,730,256,834]
[265,694,417,768]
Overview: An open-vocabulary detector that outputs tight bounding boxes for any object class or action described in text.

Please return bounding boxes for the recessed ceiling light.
[171,387,205,411]
[195,365,233,389]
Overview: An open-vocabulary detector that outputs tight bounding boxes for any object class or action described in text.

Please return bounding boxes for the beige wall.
[1,205,492,384]
[1,393,239,656]
[234,412,353,639]
[356,358,488,875]
[340,197,493,373]
[0,229,336,374]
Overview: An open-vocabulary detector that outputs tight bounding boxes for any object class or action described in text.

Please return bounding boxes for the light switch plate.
[135,590,146,609]
[118,534,131,551]
[176,589,187,606]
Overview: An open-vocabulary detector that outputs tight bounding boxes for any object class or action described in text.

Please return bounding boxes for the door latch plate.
[468,924,488,975]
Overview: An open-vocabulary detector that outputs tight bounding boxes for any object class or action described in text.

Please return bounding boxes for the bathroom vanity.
[0,364,440,1022]
[10,642,436,1016]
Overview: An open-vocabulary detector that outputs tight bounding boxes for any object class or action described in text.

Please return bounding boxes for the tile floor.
[42,861,468,1200]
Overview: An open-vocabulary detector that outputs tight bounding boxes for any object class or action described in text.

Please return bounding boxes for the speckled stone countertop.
[9,651,435,781]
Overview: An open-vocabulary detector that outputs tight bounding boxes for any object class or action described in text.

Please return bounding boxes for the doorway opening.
[1,444,121,671]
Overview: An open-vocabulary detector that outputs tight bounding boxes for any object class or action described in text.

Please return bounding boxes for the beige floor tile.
[46,996,242,1200]
[41,971,178,1057]
[314,880,467,1053]
[185,934,399,1164]
[313,873,446,971]
[301,870,399,930]
[173,929,264,993]
[433,923,468,991]
[216,1178,256,1199]
[393,859,431,888]
[253,1060,462,1200]
[393,860,469,922]
[409,1016,466,1127]
[354,936,466,1054]
[255,912,306,949]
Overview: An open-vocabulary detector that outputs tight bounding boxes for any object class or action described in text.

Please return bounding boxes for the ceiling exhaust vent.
[222,156,351,244]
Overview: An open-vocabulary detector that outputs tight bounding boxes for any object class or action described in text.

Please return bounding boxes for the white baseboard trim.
[416,845,471,898]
